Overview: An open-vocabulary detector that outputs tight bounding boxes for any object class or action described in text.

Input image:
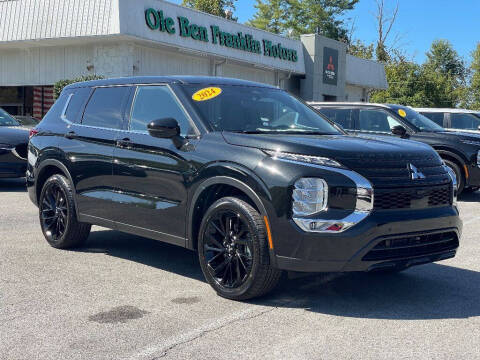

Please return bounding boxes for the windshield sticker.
[398,109,407,118]
[192,87,222,102]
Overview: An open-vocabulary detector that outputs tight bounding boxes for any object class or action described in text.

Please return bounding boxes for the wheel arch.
[434,147,468,181]
[187,164,274,264]
[36,160,78,215]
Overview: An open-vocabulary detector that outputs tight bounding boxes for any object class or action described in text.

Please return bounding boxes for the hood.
[0,126,29,146]
[222,132,435,159]
[222,132,448,188]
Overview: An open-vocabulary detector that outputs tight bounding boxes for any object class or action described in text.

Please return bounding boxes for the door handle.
[65,131,77,139]
[116,138,132,149]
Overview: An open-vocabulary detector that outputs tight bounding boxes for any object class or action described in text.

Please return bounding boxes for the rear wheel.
[39,174,91,249]
[198,197,281,300]
[443,159,465,195]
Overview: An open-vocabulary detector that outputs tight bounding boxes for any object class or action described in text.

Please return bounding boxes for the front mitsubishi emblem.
[408,163,426,180]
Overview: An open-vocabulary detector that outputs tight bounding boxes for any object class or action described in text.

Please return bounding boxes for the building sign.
[145,8,298,63]
[323,47,338,85]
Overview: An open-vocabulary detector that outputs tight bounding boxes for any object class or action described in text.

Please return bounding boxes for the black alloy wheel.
[40,182,68,242]
[39,174,91,249]
[203,209,253,288]
[198,197,282,300]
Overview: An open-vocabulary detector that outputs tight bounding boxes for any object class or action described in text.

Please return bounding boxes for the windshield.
[396,107,444,132]
[181,84,341,135]
[0,108,20,126]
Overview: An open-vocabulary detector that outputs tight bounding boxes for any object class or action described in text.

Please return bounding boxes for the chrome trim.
[11,147,27,160]
[60,93,74,123]
[445,165,458,205]
[271,157,374,233]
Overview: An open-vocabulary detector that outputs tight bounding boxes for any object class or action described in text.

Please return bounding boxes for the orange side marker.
[264,216,274,249]
[464,165,469,179]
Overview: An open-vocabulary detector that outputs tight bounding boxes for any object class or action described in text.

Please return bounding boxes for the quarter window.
[82,87,130,129]
[64,88,91,123]
[130,86,193,135]
[451,113,480,130]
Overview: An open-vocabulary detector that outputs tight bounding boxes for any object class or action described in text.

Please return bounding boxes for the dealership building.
[0,0,387,118]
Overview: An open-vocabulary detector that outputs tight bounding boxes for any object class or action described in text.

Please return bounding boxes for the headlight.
[445,165,458,206]
[264,150,344,168]
[460,139,480,146]
[292,178,328,216]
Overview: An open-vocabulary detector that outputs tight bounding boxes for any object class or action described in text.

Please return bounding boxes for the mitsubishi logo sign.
[408,164,426,180]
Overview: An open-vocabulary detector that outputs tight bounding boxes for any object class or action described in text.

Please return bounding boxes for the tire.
[443,159,465,195]
[38,174,91,249]
[197,197,282,300]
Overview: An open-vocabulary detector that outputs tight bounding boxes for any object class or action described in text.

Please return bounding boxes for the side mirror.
[391,125,408,138]
[147,118,180,139]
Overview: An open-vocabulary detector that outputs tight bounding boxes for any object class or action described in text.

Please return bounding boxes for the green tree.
[53,75,104,100]
[182,0,237,19]
[347,39,374,60]
[247,0,358,41]
[422,40,468,107]
[370,59,429,106]
[246,0,287,34]
[468,43,480,110]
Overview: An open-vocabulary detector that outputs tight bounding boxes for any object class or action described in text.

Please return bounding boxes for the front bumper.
[272,206,462,273]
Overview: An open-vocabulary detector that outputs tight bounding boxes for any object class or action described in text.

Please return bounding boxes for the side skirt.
[78,213,188,248]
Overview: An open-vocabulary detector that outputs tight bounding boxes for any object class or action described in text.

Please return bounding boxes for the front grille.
[374,185,452,210]
[336,153,450,188]
[362,232,458,261]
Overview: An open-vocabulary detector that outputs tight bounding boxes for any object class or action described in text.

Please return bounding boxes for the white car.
[414,108,480,133]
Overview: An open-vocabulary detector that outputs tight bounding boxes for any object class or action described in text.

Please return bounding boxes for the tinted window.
[43,94,69,121]
[82,87,130,129]
[0,108,20,126]
[181,85,340,135]
[358,109,402,133]
[421,112,444,126]
[130,86,193,135]
[318,108,354,130]
[451,113,480,130]
[64,88,91,123]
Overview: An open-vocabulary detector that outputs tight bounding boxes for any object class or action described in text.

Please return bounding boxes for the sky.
[168,0,479,64]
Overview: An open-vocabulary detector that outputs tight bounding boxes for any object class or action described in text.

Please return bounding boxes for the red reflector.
[326,224,343,232]
[29,129,39,138]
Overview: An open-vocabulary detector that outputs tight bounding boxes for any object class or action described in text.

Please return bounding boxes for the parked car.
[310,102,480,195]
[0,107,29,178]
[28,77,461,300]
[15,115,40,128]
[414,108,480,133]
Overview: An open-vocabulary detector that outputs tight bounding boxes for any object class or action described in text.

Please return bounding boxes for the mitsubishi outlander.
[27,77,461,300]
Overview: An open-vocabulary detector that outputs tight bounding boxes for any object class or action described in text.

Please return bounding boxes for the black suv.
[28,77,461,300]
[311,102,480,195]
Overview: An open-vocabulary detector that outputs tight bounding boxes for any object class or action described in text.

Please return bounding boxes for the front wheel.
[39,174,91,249]
[198,197,282,300]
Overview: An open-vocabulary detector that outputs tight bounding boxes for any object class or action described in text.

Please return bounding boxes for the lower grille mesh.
[362,232,458,261]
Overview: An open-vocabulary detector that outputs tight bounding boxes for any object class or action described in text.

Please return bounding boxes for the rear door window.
[421,112,445,126]
[64,88,92,123]
[318,108,355,130]
[82,87,130,129]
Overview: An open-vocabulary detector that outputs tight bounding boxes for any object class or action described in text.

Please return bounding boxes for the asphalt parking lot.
[1,178,479,360]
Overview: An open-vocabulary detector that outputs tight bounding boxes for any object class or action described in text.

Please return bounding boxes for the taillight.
[29,129,39,139]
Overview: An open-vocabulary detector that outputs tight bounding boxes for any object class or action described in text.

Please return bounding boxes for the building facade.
[0,0,387,118]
